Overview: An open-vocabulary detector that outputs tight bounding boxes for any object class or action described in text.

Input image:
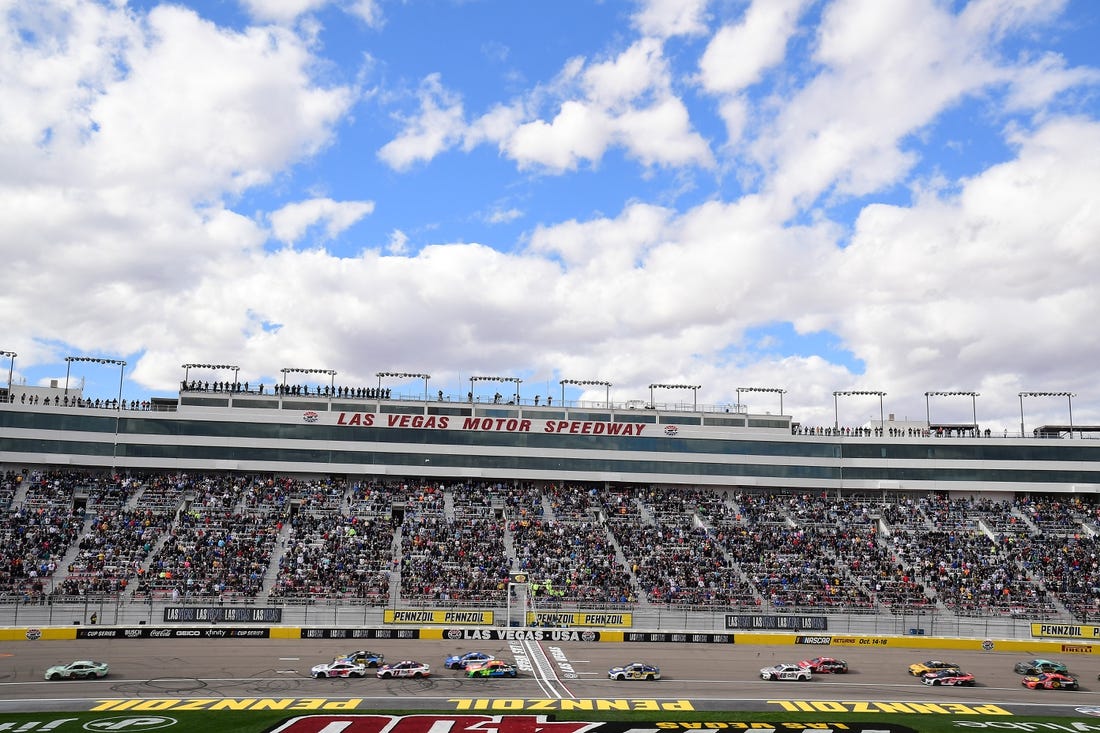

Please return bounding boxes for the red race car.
[1022,672,1079,690]
[798,657,849,674]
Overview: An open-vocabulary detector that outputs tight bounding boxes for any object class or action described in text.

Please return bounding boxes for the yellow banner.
[1031,622,1100,639]
[383,609,494,625]
[525,611,632,627]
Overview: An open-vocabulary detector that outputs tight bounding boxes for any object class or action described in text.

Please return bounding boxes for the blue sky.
[2,0,1099,432]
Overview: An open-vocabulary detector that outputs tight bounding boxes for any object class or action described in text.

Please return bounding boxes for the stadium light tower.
[181,363,240,388]
[377,372,431,401]
[833,390,885,431]
[1,350,14,394]
[280,367,337,393]
[559,379,611,408]
[648,383,702,411]
[470,375,522,404]
[924,391,979,431]
[1019,391,1075,438]
[64,356,127,408]
[736,386,786,416]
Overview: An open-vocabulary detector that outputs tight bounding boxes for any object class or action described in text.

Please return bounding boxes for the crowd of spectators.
[5,467,1100,620]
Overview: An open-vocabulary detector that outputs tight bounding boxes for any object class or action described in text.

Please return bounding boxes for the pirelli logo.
[525,612,633,628]
[384,610,494,625]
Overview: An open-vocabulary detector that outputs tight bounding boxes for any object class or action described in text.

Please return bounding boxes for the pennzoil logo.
[302,411,319,423]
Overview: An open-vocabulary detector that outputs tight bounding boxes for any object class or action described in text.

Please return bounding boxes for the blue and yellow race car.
[608,662,661,681]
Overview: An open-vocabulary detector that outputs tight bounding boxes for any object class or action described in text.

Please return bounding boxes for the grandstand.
[3,381,1100,634]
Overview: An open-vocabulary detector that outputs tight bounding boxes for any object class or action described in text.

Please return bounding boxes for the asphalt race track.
[2,636,1099,715]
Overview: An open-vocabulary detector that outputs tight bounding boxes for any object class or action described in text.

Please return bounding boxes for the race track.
[1,636,1098,714]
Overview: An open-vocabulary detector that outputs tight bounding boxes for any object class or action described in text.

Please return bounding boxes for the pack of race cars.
[305,650,1094,688]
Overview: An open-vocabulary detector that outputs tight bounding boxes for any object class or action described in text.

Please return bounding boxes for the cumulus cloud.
[3,0,1098,432]
[698,0,809,94]
[269,198,375,245]
[377,73,467,171]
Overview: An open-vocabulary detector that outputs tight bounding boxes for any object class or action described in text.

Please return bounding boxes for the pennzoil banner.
[1031,622,1100,639]
[384,609,494,625]
[525,611,632,627]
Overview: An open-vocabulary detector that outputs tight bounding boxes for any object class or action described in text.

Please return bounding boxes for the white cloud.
[698,0,809,94]
[269,198,375,244]
[387,229,410,255]
[632,0,709,38]
[239,0,328,23]
[377,73,466,171]
[505,101,614,172]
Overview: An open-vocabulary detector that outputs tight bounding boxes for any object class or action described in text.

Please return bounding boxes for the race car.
[798,656,848,674]
[377,660,431,679]
[311,660,368,678]
[608,662,661,681]
[760,663,812,681]
[921,669,976,686]
[908,659,960,676]
[466,660,519,678]
[44,660,109,681]
[1014,658,1070,675]
[339,650,385,667]
[444,651,494,670]
[1022,672,1079,690]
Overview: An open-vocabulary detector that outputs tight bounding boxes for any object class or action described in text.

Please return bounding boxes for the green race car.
[44,660,109,680]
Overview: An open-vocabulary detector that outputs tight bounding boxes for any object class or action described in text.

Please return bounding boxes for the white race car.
[377,660,431,679]
[44,660,110,680]
[311,660,368,678]
[760,663,812,681]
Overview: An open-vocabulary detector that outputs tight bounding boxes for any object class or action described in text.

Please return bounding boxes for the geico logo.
[83,715,178,730]
[174,631,201,637]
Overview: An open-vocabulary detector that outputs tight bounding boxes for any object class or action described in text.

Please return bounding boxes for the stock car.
[798,657,849,674]
[377,660,431,679]
[608,662,661,681]
[1022,672,1080,690]
[466,660,519,678]
[340,650,385,667]
[1014,658,1070,675]
[445,651,495,670]
[44,660,109,681]
[760,663,812,681]
[921,669,976,686]
[311,660,368,678]
[908,660,960,676]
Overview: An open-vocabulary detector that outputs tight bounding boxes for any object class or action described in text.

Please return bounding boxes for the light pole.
[559,379,611,408]
[181,363,240,390]
[470,375,522,405]
[64,356,127,407]
[1019,391,1076,438]
[280,367,337,396]
[924,391,980,433]
[377,372,431,401]
[65,356,127,469]
[736,386,787,415]
[0,350,14,397]
[832,390,886,432]
[648,383,701,411]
